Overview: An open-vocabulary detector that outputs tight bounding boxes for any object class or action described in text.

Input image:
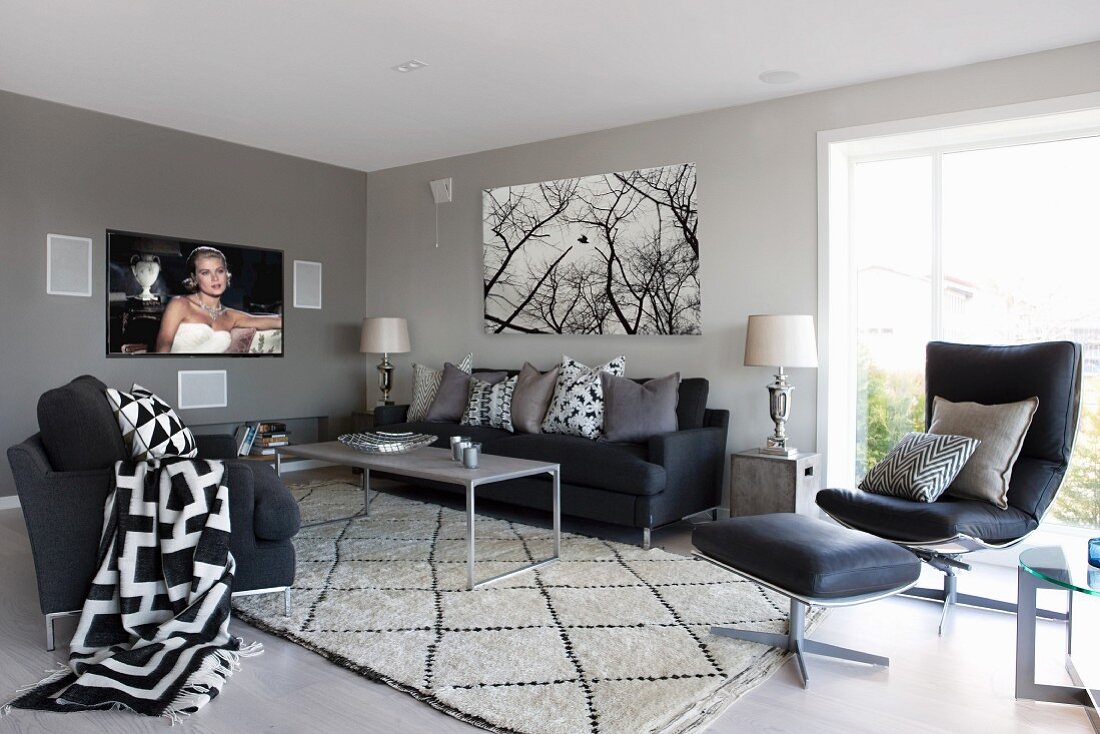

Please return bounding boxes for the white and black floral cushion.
[407,353,472,422]
[104,383,199,462]
[541,355,627,440]
[859,432,980,503]
[462,375,518,432]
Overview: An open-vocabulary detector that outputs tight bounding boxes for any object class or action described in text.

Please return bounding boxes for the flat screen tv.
[107,230,284,357]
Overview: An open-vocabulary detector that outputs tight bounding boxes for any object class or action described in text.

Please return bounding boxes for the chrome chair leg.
[284,587,292,616]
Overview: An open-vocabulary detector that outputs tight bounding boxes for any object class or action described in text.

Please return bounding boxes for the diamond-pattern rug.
[232,480,825,734]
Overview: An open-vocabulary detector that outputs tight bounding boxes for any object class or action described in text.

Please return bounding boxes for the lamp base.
[758,445,799,458]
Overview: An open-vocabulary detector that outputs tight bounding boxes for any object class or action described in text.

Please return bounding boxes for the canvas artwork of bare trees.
[483,162,700,335]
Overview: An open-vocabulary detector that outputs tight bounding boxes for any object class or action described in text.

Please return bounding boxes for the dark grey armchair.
[817,341,1083,633]
[7,375,301,649]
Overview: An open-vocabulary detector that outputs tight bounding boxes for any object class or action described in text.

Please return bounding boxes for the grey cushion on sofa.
[512,363,559,434]
[601,372,679,443]
[425,364,507,422]
[37,375,128,471]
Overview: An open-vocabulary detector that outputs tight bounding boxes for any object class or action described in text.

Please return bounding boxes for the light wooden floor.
[0,466,1092,733]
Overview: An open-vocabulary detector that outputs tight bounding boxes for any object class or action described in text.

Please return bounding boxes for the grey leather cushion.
[693,513,921,599]
[816,487,1039,544]
[511,363,559,434]
[425,364,506,422]
[601,372,679,443]
[490,433,666,496]
[37,375,129,471]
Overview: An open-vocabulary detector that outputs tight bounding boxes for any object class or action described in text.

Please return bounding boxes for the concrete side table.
[729,450,821,517]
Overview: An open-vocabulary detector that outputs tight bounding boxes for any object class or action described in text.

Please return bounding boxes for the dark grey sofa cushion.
[388,421,513,449]
[37,375,128,471]
[674,378,708,430]
[602,372,679,443]
[490,433,666,496]
[693,513,921,599]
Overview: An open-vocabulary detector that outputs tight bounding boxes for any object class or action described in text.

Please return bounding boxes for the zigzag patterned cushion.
[859,432,979,503]
[461,375,518,432]
[105,383,198,462]
[407,353,472,422]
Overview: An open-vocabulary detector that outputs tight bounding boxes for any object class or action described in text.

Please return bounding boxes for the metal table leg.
[1016,566,1098,731]
[466,467,562,590]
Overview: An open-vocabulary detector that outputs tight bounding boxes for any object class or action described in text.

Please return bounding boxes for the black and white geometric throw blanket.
[2,458,260,723]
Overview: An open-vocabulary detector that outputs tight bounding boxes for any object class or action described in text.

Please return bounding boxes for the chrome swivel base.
[903,553,1067,636]
[711,598,888,688]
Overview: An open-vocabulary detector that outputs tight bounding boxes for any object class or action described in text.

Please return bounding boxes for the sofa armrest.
[7,439,115,614]
[374,404,410,427]
[648,425,727,515]
[225,460,300,541]
[196,433,239,460]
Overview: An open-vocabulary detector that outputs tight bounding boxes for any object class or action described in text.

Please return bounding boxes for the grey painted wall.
[365,42,1100,488]
[0,90,368,498]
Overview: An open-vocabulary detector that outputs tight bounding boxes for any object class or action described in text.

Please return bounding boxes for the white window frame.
[817,92,1100,559]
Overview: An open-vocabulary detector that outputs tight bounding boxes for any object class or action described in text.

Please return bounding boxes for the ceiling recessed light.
[758,70,800,84]
[392,59,428,73]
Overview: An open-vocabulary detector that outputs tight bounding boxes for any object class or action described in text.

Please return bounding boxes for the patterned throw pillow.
[541,355,627,439]
[462,375,518,432]
[104,383,199,462]
[859,432,980,503]
[407,353,472,422]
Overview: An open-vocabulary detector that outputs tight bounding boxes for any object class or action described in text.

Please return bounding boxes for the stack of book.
[234,421,291,457]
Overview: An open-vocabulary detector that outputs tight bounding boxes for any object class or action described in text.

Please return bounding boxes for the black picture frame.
[106,229,285,357]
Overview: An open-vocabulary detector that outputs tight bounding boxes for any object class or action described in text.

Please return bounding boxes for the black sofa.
[7,375,301,649]
[374,375,729,547]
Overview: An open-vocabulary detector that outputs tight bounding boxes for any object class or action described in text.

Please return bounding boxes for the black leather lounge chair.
[816,341,1083,633]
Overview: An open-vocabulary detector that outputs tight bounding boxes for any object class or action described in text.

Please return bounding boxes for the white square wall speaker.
[293,260,323,309]
[177,370,228,409]
[46,234,93,296]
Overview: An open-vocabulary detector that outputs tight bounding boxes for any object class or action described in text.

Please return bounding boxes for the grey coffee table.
[276,443,561,590]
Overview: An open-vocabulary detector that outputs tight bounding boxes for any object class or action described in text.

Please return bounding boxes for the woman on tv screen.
[155,246,283,353]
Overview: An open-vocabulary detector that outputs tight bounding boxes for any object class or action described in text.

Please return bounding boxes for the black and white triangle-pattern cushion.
[541,355,626,440]
[859,432,980,503]
[105,383,198,462]
[461,375,518,432]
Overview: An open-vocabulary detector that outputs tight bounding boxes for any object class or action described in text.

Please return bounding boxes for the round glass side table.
[1017,546,1099,731]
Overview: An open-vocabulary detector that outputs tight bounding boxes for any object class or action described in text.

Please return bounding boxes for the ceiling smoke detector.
[758,69,800,84]
[392,59,428,73]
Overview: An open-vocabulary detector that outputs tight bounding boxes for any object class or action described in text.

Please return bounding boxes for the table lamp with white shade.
[360,317,411,406]
[744,314,818,457]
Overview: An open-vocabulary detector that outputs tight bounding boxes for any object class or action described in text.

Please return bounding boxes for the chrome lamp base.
[759,367,798,457]
[376,353,395,406]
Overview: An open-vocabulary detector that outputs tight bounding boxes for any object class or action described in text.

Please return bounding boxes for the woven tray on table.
[337,431,437,454]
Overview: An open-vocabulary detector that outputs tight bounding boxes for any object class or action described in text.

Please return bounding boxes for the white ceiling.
[3,1,1100,172]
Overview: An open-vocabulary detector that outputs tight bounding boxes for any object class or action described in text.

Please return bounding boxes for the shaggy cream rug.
[232,480,824,734]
